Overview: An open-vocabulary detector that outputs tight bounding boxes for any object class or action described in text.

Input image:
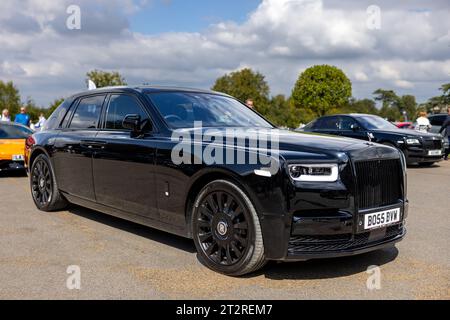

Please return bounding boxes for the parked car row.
[300,114,446,166]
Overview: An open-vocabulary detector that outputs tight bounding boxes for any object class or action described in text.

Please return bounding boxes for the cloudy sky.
[0,0,449,106]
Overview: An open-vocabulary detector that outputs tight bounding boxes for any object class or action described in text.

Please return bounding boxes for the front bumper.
[258,151,408,261]
[403,141,444,164]
[0,160,26,171]
[404,150,443,164]
[259,194,409,261]
[285,224,405,261]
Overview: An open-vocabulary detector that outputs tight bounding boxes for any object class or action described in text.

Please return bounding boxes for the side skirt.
[62,192,190,239]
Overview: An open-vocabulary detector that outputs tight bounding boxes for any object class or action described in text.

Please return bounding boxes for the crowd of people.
[1,107,46,131]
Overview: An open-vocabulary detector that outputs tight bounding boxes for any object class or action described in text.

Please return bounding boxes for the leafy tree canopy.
[0,80,21,116]
[373,89,418,121]
[212,68,270,114]
[86,69,127,88]
[291,65,352,120]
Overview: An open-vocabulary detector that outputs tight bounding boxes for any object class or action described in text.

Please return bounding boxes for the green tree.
[345,98,379,115]
[440,83,450,104]
[212,68,270,114]
[424,96,446,113]
[291,65,352,120]
[264,95,303,128]
[0,80,21,117]
[86,69,127,88]
[373,89,401,121]
[23,98,47,122]
[397,95,417,121]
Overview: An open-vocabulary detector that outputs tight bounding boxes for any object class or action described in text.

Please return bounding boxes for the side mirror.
[351,124,360,131]
[122,114,142,133]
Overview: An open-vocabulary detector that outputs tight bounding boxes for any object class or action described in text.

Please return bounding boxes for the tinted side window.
[105,94,150,130]
[320,117,339,130]
[69,96,104,129]
[303,120,316,130]
[339,116,358,130]
[430,115,446,126]
[43,99,71,130]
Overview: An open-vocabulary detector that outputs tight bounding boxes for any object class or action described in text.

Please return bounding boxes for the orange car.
[0,122,33,172]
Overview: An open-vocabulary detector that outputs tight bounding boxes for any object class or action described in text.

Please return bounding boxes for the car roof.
[69,85,231,100]
[318,113,376,118]
[428,113,447,117]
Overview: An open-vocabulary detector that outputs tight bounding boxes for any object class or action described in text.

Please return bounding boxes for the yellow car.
[0,122,33,172]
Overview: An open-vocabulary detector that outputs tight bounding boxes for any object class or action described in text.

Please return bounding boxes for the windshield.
[358,115,398,130]
[147,92,273,129]
[0,124,33,139]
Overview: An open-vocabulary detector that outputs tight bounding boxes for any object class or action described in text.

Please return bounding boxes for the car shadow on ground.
[407,163,442,169]
[67,205,197,254]
[257,247,398,280]
[69,204,399,280]
[0,170,28,178]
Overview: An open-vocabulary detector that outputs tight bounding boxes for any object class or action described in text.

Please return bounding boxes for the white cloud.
[0,0,449,106]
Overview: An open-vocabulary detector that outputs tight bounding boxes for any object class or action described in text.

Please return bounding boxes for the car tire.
[192,179,266,276]
[30,154,68,212]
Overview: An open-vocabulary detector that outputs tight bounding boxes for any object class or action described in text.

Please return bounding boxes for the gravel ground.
[0,161,449,299]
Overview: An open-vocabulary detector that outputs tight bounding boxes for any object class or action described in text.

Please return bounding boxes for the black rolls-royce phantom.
[26,86,407,276]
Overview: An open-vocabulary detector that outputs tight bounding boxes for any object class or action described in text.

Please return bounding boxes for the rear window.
[0,124,33,139]
[303,120,316,130]
[429,115,446,126]
[68,95,105,129]
[43,99,72,130]
[317,116,339,130]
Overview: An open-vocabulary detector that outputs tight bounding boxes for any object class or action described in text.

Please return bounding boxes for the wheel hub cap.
[216,221,228,236]
[39,178,45,188]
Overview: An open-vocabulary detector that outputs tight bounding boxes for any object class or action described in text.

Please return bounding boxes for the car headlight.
[406,138,420,145]
[288,164,339,182]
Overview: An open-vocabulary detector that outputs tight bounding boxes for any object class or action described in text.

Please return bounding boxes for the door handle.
[80,140,107,149]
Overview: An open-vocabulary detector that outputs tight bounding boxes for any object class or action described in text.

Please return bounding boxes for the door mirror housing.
[122,114,142,133]
[351,123,360,131]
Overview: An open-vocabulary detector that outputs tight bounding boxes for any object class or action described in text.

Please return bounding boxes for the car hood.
[176,127,390,158]
[371,128,441,138]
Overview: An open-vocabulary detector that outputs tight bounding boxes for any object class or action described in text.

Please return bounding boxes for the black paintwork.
[28,87,407,261]
[303,114,444,164]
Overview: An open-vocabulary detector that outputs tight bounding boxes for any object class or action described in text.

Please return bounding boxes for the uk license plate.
[12,155,24,161]
[364,207,401,230]
[428,150,442,156]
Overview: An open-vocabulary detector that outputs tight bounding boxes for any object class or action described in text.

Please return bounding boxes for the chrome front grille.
[354,159,402,210]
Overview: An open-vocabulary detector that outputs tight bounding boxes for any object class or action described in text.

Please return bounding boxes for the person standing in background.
[245,99,255,109]
[34,113,47,131]
[415,111,431,133]
[14,107,31,127]
[439,107,450,161]
[1,109,11,121]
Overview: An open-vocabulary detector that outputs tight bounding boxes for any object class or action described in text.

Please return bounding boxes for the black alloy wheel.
[192,180,265,276]
[31,157,53,207]
[197,191,249,265]
[30,154,68,211]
